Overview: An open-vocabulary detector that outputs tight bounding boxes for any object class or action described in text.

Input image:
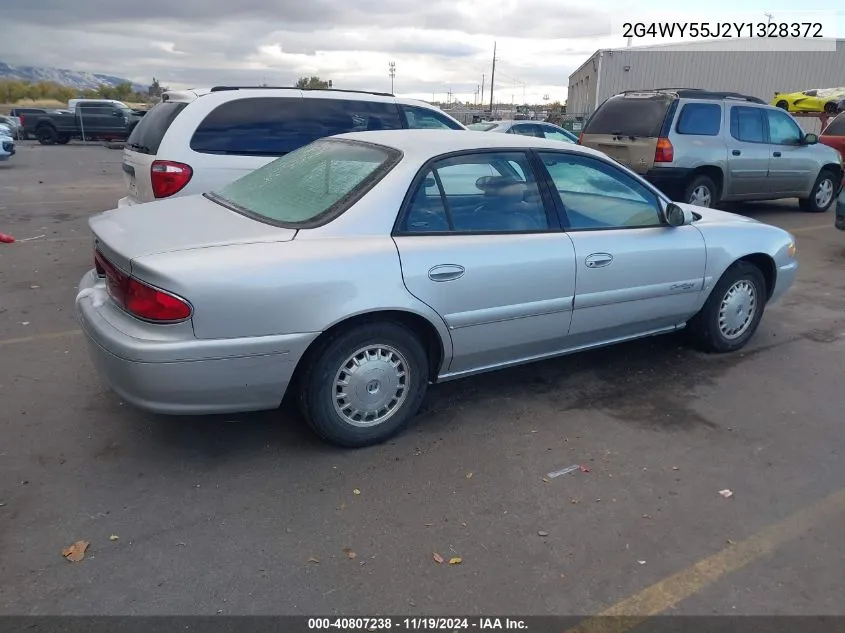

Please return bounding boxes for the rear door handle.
[585,253,613,268]
[732,150,741,156]
[773,151,781,157]
[428,264,465,282]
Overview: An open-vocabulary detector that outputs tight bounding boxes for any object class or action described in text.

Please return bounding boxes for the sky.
[0,0,838,104]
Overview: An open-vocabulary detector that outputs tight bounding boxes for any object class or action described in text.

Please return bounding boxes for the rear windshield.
[207,139,401,227]
[190,97,403,157]
[824,114,845,136]
[583,95,673,137]
[125,101,188,155]
[468,123,498,131]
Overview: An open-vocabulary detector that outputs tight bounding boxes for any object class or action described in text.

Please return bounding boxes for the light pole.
[388,61,396,93]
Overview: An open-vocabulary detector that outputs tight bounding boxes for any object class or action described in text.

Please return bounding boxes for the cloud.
[0,0,647,102]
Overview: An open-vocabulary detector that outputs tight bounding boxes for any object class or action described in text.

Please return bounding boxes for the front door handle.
[773,151,781,157]
[732,150,741,156]
[585,253,613,268]
[428,264,465,282]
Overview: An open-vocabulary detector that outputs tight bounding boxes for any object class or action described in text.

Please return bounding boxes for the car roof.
[332,129,604,160]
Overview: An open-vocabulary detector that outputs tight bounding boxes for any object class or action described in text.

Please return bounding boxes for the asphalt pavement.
[1,142,844,618]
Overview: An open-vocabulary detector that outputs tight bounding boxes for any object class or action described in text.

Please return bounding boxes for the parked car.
[771,87,845,114]
[76,130,797,447]
[579,89,842,212]
[8,107,47,140]
[24,102,143,145]
[0,124,14,161]
[118,86,466,207]
[819,112,845,153]
[468,119,576,142]
[0,115,22,140]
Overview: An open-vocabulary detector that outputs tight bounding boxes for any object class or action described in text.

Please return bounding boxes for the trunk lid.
[89,194,297,270]
[579,92,675,174]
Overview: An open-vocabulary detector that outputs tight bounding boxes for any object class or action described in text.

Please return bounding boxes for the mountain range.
[0,61,147,93]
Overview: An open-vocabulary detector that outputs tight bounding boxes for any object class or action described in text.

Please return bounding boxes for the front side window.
[400,151,549,233]
[402,105,464,130]
[538,152,662,229]
[766,109,803,145]
[730,106,765,144]
[676,103,721,136]
[209,139,399,226]
[191,97,403,156]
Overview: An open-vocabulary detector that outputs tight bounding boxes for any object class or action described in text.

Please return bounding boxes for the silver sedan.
[468,119,578,143]
[76,130,798,447]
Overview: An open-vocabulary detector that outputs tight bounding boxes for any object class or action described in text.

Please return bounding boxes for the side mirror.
[804,133,818,145]
[113,110,124,117]
[665,202,694,227]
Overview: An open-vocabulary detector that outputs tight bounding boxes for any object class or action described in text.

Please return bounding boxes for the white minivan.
[118,86,466,207]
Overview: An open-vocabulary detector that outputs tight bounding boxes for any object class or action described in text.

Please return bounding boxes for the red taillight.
[19,114,25,127]
[654,137,674,163]
[93,249,191,322]
[150,160,192,198]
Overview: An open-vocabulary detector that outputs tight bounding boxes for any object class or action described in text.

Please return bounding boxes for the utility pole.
[481,74,485,107]
[764,12,773,24]
[388,61,396,93]
[489,41,497,116]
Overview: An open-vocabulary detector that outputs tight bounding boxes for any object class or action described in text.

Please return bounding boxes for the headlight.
[787,242,797,258]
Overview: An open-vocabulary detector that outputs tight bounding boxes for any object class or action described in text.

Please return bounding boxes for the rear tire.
[686,261,766,353]
[683,174,718,208]
[37,126,57,145]
[799,169,836,213]
[824,101,838,114]
[297,321,430,448]
[776,100,789,110]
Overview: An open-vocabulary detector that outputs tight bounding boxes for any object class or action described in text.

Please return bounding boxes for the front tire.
[684,174,718,208]
[297,322,429,447]
[37,126,57,145]
[799,169,836,213]
[686,261,767,353]
[56,135,70,145]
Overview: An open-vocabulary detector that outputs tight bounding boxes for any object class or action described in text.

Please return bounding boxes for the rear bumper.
[75,270,320,415]
[117,196,137,208]
[836,200,845,230]
[644,167,692,200]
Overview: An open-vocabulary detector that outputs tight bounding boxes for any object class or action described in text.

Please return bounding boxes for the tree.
[114,82,133,100]
[148,77,162,99]
[295,76,332,90]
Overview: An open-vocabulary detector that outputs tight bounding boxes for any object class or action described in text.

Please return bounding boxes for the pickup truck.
[24,102,143,145]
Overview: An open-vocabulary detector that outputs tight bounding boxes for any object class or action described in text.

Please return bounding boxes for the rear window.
[207,139,400,227]
[675,103,722,136]
[126,101,188,155]
[190,97,404,157]
[823,114,845,136]
[468,123,497,131]
[583,95,673,137]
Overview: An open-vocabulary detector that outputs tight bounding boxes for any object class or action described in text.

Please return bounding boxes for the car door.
[725,105,771,197]
[392,150,577,376]
[509,123,544,138]
[764,107,816,194]
[535,150,706,344]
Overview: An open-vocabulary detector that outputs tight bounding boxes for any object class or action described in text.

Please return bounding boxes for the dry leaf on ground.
[449,557,462,565]
[352,489,361,496]
[718,489,734,498]
[109,535,119,541]
[465,472,473,479]
[342,547,357,559]
[308,557,320,564]
[62,540,89,562]
[433,552,445,564]
[580,464,591,473]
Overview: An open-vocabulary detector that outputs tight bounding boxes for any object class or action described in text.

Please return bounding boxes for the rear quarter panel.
[131,237,453,358]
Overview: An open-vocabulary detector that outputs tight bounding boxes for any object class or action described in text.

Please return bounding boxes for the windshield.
[209,139,400,227]
[468,122,497,131]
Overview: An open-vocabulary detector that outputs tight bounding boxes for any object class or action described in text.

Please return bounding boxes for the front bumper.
[770,260,799,305]
[75,270,319,415]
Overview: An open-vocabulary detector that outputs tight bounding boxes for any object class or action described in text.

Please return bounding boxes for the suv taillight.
[18,114,25,127]
[654,137,674,163]
[150,160,192,198]
[94,249,192,322]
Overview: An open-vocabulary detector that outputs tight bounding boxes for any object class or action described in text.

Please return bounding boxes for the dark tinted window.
[676,103,721,136]
[191,97,403,156]
[823,114,845,136]
[126,101,188,155]
[401,152,548,233]
[583,95,672,137]
[402,105,463,130]
[730,107,765,143]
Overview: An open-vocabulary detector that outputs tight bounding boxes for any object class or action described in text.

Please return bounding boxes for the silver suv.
[579,88,843,212]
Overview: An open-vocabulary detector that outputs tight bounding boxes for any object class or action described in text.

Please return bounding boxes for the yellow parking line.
[567,485,845,633]
[791,224,831,234]
[0,329,81,348]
